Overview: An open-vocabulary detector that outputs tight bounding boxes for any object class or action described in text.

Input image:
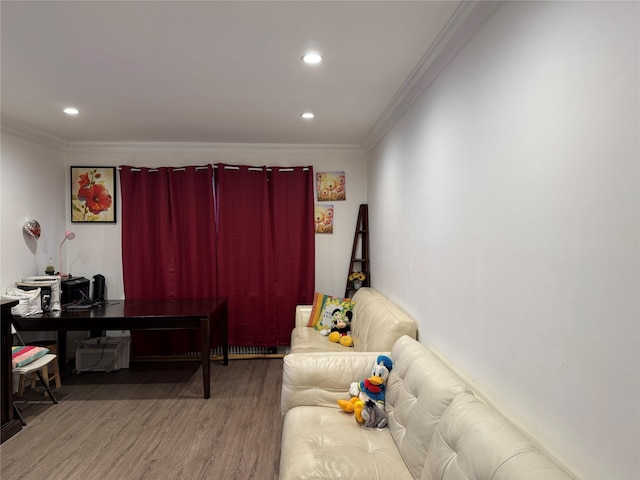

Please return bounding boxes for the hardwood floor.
[1,358,283,480]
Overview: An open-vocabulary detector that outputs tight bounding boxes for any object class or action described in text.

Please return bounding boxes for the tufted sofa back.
[386,336,573,480]
[423,393,573,479]
[386,336,470,479]
[351,288,417,352]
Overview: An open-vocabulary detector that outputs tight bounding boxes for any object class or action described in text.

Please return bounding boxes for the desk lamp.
[59,230,76,276]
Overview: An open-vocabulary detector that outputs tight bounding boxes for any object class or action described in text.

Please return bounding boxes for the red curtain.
[120,166,174,300]
[214,164,314,346]
[268,167,315,344]
[120,166,217,355]
[120,163,314,353]
[215,165,278,346]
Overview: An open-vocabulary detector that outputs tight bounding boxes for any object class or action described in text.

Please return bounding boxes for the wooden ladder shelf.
[345,204,370,298]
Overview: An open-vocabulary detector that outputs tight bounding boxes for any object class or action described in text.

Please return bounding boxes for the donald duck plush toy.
[337,354,393,425]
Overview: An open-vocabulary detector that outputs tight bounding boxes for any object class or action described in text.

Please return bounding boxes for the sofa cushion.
[423,393,573,480]
[280,406,414,480]
[11,345,50,368]
[281,352,380,415]
[350,288,417,352]
[290,326,353,354]
[295,305,313,328]
[386,336,471,479]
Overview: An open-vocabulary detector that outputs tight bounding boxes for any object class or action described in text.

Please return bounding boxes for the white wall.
[64,143,366,300]
[1,132,67,290]
[0,131,84,355]
[368,2,639,479]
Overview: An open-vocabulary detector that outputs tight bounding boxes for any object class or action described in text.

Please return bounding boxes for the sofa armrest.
[295,305,313,328]
[280,352,383,415]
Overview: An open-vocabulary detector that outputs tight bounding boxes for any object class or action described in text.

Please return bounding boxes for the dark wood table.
[12,298,228,399]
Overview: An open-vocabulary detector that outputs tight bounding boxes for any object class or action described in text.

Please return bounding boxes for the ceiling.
[1,1,475,147]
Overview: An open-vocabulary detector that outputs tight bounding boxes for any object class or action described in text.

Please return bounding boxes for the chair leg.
[17,375,25,397]
[35,370,58,404]
[39,363,62,390]
[42,343,62,389]
[51,357,61,389]
[30,371,49,390]
[13,404,26,426]
[27,341,62,390]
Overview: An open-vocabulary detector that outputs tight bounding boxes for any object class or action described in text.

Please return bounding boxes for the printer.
[61,276,90,305]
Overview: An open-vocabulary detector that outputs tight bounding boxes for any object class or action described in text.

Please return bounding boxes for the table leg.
[201,316,211,399]
[57,331,68,371]
[222,309,229,366]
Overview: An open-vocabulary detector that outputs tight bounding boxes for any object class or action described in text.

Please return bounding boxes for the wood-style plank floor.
[1,359,283,480]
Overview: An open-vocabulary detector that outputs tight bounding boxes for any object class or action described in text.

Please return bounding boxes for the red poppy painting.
[71,167,116,223]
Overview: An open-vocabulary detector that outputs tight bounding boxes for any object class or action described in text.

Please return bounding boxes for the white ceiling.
[1,1,487,147]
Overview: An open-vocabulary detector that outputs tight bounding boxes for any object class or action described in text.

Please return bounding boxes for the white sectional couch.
[279,335,573,480]
[289,287,417,353]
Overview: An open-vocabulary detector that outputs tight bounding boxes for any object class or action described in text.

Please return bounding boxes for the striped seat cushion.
[12,345,49,368]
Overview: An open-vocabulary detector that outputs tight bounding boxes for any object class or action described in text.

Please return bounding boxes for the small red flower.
[78,172,90,188]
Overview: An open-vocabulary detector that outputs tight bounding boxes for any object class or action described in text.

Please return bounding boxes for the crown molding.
[65,141,364,155]
[0,114,363,156]
[1,115,68,152]
[361,1,502,153]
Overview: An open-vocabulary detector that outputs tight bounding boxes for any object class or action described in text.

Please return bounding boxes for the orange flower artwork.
[314,204,334,234]
[316,172,346,201]
[71,167,116,223]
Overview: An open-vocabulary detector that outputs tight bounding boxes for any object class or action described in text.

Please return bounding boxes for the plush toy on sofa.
[361,399,388,428]
[327,309,353,347]
[338,354,393,424]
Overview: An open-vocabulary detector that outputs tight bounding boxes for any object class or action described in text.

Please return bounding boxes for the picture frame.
[316,171,346,201]
[70,166,117,223]
[314,204,334,234]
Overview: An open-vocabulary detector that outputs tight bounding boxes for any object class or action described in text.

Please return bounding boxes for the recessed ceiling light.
[302,52,322,64]
[63,107,79,115]
[301,112,315,119]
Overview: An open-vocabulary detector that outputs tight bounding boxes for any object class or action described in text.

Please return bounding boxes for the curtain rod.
[118,165,309,173]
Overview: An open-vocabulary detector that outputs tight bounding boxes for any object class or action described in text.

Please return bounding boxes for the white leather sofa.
[290,287,417,353]
[280,335,574,480]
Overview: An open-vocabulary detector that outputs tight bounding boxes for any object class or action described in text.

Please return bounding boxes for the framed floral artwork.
[316,172,346,201]
[314,204,334,234]
[71,166,117,223]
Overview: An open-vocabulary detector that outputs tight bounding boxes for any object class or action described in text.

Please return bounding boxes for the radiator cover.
[75,336,131,372]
